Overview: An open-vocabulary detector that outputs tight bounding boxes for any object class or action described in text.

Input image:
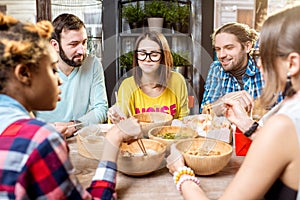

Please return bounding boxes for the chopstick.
[115,91,119,106]
[119,89,147,156]
[65,122,86,139]
[67,122,85,128]
[137,139,148,156]
[127,106,133,117]
[249,86,254,120]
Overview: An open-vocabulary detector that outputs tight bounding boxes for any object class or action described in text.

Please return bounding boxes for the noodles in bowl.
[117,139,166,176]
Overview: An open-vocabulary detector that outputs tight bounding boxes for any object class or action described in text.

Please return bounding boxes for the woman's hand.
[118,117,142,142]
[223,99,254,132]
[107,105,126,124]
[166,144,185,174]
[106,117,142,147]
[222,90,254,114]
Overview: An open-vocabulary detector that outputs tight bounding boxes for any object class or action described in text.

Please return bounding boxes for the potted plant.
[172,51,191,66]
[164,3,177,33]
[144,0,167,32]
[167,2,190,33]
[178,4,190,33]
[171,51,191,77]
[170,2,181,32]
[122,3,145,31]
[119,51,134,75]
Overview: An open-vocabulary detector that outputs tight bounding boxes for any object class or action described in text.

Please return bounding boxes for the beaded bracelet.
[176,174,200,192]
[173,166,195,184]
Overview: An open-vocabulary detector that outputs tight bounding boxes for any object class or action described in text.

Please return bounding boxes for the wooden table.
[68,136,244,200]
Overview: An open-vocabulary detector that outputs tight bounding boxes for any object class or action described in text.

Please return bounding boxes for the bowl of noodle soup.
[175,138,232,175]
[117,139,166,176]
[134,112,173,138]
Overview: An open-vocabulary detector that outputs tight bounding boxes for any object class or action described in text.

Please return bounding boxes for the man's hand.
[53,122,77,138]
[204,90,254,116]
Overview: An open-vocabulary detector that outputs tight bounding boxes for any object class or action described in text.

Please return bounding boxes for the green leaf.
[122,3,145,23]
[144,0,167,18]
[171,51,191,66]
[119,51,134,70]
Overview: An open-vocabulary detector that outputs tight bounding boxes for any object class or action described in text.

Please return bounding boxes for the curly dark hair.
[0,12,53,92]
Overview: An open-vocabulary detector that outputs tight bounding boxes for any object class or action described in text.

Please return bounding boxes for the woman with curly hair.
[0,13,141,199]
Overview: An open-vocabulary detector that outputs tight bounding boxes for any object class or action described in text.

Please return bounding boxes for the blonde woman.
[167,6,300,200]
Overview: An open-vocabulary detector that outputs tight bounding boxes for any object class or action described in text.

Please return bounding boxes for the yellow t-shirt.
[116,71,189,119]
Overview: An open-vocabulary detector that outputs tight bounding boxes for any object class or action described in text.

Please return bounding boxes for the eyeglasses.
[136,50,162,62]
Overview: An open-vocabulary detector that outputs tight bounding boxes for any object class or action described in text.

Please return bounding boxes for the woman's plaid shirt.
[0,118,116,200]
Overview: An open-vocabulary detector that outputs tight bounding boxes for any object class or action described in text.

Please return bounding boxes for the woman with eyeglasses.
[108,31,189,123]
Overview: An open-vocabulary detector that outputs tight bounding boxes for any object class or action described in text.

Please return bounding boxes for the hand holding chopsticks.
[124,102,147,156]
[222,92,256,131]
[111,91,146,156]
[204,90,254,116]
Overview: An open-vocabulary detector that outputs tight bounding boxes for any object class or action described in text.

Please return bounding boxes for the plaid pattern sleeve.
[0,119,116,200]
[88,161,117,200]
[200,58,264,112]
[201,61,226,111]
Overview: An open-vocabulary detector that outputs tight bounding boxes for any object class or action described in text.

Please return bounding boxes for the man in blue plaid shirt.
[200,22,263,115]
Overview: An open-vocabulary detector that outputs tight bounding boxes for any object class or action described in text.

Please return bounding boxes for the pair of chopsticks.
[124,104,147,156]
[137,139,148,156]
[126,104,148,156]
[67,122,85,129]
[65,122,86,138]
[115,91,147,156]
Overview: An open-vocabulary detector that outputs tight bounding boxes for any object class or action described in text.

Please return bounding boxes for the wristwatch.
[244,122,259,137]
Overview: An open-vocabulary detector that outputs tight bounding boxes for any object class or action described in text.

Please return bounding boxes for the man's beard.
[59,46,86,67]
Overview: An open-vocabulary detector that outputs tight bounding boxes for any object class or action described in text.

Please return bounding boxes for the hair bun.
[24,20,53,40]
[0,12,19,28]
[36,20,53,39]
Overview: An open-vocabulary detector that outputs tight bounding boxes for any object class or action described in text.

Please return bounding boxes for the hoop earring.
[283,72,296,97]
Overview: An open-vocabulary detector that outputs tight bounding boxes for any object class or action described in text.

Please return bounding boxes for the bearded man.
[200,22,264,116]
[35,14,108,137]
